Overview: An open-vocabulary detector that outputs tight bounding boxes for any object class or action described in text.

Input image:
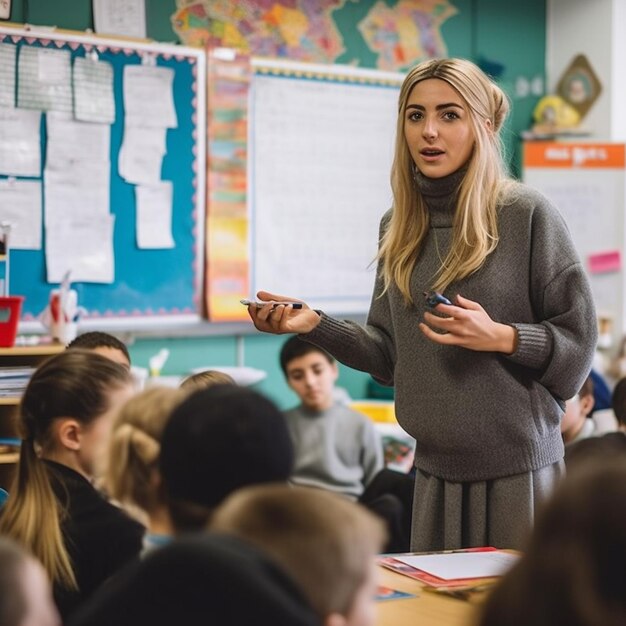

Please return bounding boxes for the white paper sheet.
[18,47,73,113]
[44,167,111,224]
[0,179,42,249]
[45,214,115,283]
[0,44,16,108]
[135,182,175,248]
[118,125,166,184]
[123,65,177,128]
[0,107,42,177]
[46,112,111,167]
[395,551,519,580]
[73,56,115,124]
[93,0,147,39]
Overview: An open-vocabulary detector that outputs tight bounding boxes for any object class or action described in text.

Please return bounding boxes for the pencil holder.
[0,296,24,347]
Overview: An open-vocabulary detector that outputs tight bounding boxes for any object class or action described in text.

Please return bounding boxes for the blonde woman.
[0,351,143,620]
[247,58,597,551]
[106,386,187,554]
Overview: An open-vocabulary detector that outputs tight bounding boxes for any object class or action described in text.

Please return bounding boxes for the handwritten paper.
[119,125,167,184]
[73,56,115,124]
[135,182,175,248]
[46,112,111,167]
[0,108,42,177]
[0,44,16,108]
[93,0,147,39]
[45,214,115,283]
[0,179,42,249]
[123,65,177,128]
[18,47,73,113]
[395,551,519,581]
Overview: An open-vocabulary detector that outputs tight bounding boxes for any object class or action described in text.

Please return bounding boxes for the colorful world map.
[172,0,458,71]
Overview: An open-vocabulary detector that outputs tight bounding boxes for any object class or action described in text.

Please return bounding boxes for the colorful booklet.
[376,585,416,601]
[378,547,515,588]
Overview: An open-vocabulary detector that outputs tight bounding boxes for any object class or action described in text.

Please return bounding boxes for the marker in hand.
[240,299,303,310]
[423,291,452,308]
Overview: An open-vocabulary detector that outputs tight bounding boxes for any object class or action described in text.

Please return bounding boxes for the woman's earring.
[411,162,419,183]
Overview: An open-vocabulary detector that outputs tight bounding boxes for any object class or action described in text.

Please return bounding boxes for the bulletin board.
[0,24,205,329]
[523,142,626,345]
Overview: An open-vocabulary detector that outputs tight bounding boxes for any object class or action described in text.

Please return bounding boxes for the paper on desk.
[0,44,16,108]
[123,65,177,129]
[395,551,518,581]
[73,56,115,124]
[45,214,115,283]
[0,108,41,177]
[135,182,175,248]
[0,179,42,249]
[18,47,73,114]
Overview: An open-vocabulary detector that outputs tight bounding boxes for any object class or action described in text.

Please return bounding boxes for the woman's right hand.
[246,291,322,335]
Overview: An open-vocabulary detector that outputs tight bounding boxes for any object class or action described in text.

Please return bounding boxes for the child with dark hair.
[0,350,144,620]
[159,385,294,534]
[280,335,383,500]
[66,331,131,369]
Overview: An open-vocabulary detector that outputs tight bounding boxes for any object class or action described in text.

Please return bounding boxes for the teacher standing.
[247,58,597,551]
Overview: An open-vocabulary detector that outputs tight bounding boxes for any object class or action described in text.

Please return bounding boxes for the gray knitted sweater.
[303,170,597,482]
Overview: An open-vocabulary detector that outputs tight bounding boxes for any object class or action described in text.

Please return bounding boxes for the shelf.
[0,345,64,357]
[0,453,19,464]
[0,397,20,405]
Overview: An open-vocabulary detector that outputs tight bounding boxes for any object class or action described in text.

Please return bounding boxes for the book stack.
[0,366,36,398]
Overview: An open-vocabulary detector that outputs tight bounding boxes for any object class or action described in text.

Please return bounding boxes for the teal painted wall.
[4,0,546,406]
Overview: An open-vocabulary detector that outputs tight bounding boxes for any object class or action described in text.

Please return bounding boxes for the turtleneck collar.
[414,166,467,228]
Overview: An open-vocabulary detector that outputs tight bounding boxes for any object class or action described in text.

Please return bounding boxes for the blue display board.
[0,26,205,328]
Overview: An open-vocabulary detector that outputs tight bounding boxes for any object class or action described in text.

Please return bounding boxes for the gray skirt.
[410,461,565,552]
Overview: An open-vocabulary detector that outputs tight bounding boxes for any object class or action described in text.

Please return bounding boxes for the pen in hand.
[240,299,303,310]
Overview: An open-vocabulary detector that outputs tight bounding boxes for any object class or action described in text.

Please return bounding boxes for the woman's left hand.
[419,294,517,354]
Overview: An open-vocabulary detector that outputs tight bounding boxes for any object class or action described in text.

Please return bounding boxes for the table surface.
[376,565,487,626]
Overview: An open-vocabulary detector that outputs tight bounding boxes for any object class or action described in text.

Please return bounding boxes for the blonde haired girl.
[0,350,143,620]
[107,386,187,553]
[248,58,597,551]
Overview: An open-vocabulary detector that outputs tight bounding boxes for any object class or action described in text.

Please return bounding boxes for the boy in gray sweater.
[280,336,383,500]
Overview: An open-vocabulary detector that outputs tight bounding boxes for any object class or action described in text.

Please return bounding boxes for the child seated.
[106,387,187,554]
[280,336,383,500]
[66,331,131,369]
[561,375,596,445]
[0,350,144,620]
[210,484,386,626]
[478,457,626,626]
[180,369,235,392]
[0,537,60,626]
[159,384,294,534]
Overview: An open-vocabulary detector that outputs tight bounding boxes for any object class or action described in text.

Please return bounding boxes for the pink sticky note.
[588,251,621,274]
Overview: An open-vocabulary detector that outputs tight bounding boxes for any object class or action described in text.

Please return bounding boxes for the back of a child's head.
[210,484,386,621]
[180,369,236,392]
[279,336,333,375]
[67,331,131,368]
[611,377,626,427]
[159,385,294,533]
[0,537,60,626]
[479,457,626,626]
[0,350,132,590]
[107,386,187,514]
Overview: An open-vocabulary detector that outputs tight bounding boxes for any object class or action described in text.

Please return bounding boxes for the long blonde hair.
[107,386,186,514]
[0,350,132,590]
[380,57,513,303]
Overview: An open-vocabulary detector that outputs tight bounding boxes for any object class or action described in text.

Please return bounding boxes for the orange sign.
[524,142,625,168]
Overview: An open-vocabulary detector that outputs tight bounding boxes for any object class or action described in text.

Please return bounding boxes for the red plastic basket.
[0,296,23,347]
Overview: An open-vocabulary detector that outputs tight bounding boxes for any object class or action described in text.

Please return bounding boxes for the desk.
[376,566,482,626]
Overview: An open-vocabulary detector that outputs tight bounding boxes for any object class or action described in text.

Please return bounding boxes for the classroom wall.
[6,0,548,407]
[546,0,626,142]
